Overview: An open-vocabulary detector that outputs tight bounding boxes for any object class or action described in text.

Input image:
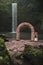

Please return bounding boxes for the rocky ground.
[5,40,43,65]
[5,40,43,56]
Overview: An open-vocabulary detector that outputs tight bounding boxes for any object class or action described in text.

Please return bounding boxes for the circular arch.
[16,22,35,41]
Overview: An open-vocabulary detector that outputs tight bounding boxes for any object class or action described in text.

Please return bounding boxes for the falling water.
[12,3,17,33]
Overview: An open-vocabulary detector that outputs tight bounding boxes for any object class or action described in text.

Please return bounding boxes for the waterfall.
[12,3,17,33]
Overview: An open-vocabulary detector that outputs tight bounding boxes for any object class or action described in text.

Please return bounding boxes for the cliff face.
[0,0,43,32]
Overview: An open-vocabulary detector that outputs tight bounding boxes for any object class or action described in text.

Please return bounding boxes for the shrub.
[0,38,11,65]
[23,45,43,65]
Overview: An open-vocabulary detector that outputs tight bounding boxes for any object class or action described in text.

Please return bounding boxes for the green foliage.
[0,0,12,13]
[23,45,43,65]
[16,54,24,59]
[0,38,11,65]
[14,45,43,65]
[0,34,9,42]
[23,45,43,56]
